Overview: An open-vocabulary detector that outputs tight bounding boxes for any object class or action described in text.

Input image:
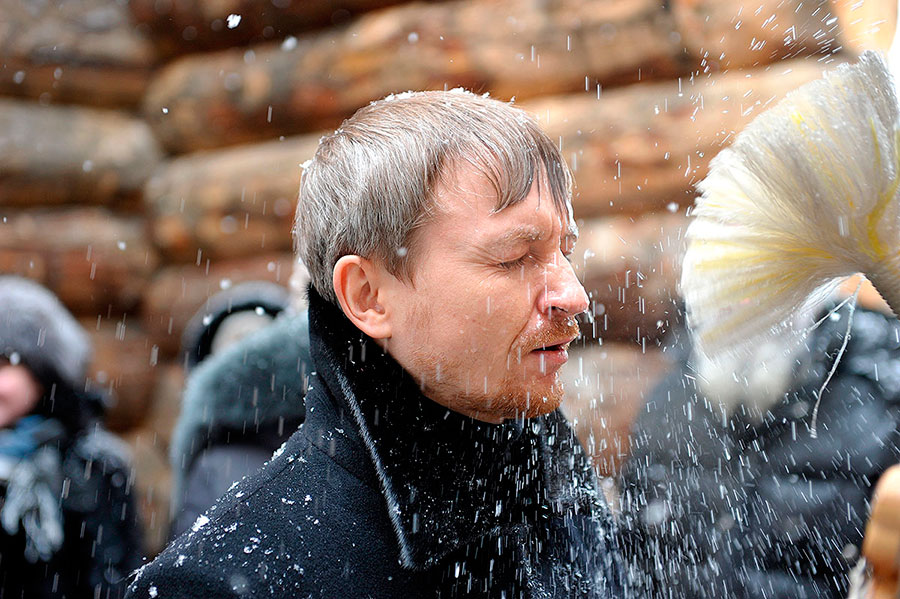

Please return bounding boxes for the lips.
[532,336,576,353]
[519,319,580,373]
[528,343,572,375]
[526,318,580,354]
[526,329,578,377]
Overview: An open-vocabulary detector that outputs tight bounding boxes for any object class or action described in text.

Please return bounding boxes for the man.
[126,90,625,598]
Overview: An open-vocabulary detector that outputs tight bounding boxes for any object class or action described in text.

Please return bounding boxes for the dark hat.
[180,281,290,370]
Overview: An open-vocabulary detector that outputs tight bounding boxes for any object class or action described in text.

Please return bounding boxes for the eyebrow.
[483,223,579,254]
[490,225,542,251]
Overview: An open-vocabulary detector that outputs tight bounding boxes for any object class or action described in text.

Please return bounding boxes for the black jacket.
[0,276,143,598]
[0,406,143,598]
[128,288,625,598]
[619,304,900,599]
[170,314,311,538]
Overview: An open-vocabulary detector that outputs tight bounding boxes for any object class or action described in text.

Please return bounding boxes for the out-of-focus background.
[0,0,895,555]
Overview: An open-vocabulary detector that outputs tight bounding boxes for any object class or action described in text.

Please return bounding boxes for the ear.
[332,255,392,339]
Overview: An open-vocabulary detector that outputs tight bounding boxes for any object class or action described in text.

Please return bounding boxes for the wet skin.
[375,163,590,423]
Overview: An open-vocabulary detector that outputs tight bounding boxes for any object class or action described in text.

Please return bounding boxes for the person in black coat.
[0,276,143,598]
[169,311,311,538]
[126,89,625,598]
[619,300,900,599]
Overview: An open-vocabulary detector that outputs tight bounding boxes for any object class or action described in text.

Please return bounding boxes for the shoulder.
[131,428,397,598]
[126,551,239,599]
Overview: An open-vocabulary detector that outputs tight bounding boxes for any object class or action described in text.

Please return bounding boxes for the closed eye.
[498,255,529,270]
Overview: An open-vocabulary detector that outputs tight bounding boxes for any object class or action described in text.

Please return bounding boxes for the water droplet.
[220,215,238,234]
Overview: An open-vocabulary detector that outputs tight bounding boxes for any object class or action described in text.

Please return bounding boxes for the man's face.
[0,357,42,428]
[382,163,589,423]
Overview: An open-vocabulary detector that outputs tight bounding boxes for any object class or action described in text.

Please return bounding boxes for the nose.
[537,252,589,318]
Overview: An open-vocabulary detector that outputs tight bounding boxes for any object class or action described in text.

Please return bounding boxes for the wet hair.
[293,89,573,305]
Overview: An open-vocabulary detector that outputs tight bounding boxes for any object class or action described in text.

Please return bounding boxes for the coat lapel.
[307,287,600,571]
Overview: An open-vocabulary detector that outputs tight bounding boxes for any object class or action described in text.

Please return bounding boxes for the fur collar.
[170,314,311,491]
[306,287,600,570]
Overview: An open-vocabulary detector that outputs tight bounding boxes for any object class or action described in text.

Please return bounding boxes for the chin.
[491,379,564,420]
[422,367,565,422]
[522,388,563,418]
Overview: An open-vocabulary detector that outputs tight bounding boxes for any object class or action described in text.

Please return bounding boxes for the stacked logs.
[0,0,893,553]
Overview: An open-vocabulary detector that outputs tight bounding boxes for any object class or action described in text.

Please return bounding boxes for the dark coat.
[0,399,144,598]
[619,304,900,599]
[0,276,143,598]
[170,314,311,538]
[127,288,625,598]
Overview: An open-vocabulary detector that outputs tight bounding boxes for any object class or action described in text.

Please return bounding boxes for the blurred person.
[619,293,900,599]
[169,281,311,538]
[126,90,625,598]
[854,464,900,598]
[0,275,143,598]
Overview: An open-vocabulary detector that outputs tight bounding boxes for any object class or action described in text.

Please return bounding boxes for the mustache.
[519,317,580,352]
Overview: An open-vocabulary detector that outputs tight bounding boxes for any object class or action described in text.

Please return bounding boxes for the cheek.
[458,293,535,356]
[0,367,40,394]
[422,272,540,356]
[0,371,40,424]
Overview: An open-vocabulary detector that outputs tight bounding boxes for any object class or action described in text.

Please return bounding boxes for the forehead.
[427,163,575,247]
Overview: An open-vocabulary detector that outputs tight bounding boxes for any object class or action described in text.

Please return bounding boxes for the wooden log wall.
[0,0,895,554]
